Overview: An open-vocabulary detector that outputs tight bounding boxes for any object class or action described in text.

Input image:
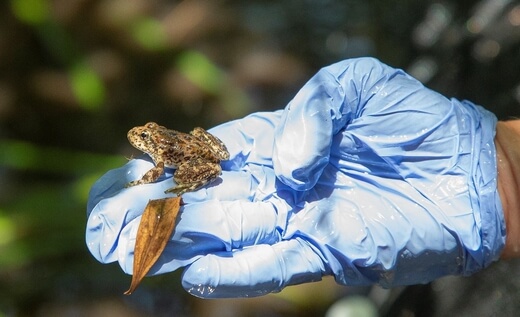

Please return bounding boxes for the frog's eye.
[140,132,149,139]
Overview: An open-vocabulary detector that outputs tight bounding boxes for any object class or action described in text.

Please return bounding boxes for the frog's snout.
[127,128,135,141]
[127,128,136,145]
[127,127,148,151]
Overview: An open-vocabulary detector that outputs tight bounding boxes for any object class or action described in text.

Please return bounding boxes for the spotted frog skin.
[126,122,230,195]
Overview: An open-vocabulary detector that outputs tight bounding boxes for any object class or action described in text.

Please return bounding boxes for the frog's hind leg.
[165,160,222,195]
[191,127,230,160]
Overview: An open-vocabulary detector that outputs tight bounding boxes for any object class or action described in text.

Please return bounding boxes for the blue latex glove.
[86,57,506,298]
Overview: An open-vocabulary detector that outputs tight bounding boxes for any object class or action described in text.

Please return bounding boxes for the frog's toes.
[164,186,187,195]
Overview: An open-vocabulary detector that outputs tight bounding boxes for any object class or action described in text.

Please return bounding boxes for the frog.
[126,122,230,195]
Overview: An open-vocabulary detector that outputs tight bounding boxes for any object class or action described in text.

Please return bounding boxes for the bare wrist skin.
[495,120,520,259]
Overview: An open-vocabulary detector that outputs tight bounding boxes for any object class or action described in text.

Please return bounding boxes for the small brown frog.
[126,122,229,195]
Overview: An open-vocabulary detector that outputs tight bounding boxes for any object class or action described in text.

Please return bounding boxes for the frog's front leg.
[126,161,165,188]
[166,160,222,195]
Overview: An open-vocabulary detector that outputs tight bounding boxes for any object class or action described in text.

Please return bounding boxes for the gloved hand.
[86,57,506,298]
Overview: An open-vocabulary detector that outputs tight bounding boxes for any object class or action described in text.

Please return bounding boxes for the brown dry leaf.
[124,196,182,295]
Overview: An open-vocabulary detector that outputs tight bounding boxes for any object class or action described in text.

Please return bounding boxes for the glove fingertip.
[182,254,273,298]
[273,115,331,190]
[275,157,329,191]
[181,249,282,298]
[181,240,326,298]
[181,255,224,298]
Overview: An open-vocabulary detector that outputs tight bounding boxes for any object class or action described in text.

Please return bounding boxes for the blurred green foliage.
[131,17,168,51]
[10,0,49,25]
[0,139,123,174]
[69,62,106,111]
[176,51,224,95]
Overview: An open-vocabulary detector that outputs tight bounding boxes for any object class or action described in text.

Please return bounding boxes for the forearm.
[495,121,520,258]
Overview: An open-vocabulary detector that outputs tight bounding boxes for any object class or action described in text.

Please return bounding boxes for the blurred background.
[1,0,520,316]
